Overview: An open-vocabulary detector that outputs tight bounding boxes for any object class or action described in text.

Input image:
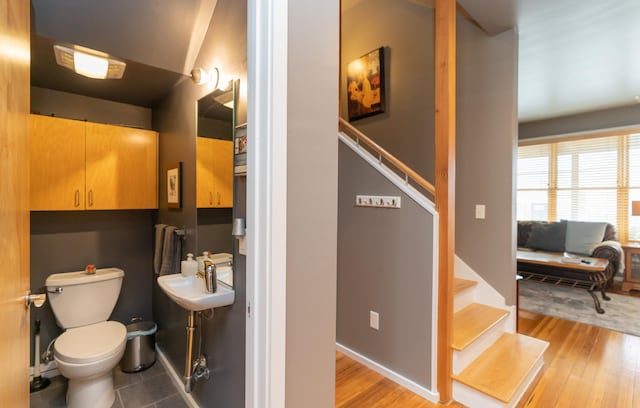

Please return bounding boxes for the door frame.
[245,0,288,406]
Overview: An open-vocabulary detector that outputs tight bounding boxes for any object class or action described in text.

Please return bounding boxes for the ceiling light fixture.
[53,45,126,79]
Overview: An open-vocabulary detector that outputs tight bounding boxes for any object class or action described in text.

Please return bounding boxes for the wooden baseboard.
[336,343,440,403]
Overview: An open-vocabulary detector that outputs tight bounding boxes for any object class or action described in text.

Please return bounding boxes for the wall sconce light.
[633,201,640,217]
[191,66,232,91]
[53,44,125,79]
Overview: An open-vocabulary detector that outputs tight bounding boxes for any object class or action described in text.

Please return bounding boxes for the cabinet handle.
[209,192,213,206]
[88,190,93,207]
[217,192,221,205]
[74,190,80,207]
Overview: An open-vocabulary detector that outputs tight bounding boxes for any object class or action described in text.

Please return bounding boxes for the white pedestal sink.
[157,273,235,393]
[157,274,235,311]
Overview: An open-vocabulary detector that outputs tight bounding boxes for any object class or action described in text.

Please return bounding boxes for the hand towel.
[159,226,182,276]
[154,224,167,275]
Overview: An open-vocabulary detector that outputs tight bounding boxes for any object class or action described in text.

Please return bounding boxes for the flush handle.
[25,290,46,309]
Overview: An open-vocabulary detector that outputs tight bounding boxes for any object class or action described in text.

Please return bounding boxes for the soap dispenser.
[181,253,198,277]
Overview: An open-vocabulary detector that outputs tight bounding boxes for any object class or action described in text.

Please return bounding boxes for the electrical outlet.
[369,311,379,330]
[475,204,486,219]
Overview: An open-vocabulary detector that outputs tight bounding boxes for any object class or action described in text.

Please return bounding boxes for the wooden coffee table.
[517,250,610,314]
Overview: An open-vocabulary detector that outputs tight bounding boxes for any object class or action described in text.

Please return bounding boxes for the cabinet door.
[210,138,233,208]
[196,136,215,208]
[85,122,158,209]
[29,115,85,210]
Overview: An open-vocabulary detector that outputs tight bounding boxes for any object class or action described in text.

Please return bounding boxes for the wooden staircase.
[452,278,548,407]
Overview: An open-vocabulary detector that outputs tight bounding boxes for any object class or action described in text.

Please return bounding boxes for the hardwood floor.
[335,352,464,408]
[517,309,640,408]
[336,310,640,407]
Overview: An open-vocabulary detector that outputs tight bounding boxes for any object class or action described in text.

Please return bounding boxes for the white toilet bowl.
[54,321,127,408]
[46,267,127,408]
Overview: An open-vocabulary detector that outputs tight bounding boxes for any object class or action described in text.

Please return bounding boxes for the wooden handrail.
[338,118,436,196]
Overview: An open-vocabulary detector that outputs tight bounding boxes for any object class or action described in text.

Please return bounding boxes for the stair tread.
[453,333,548,403]
[452,303,509,351]
[454,278,477,295]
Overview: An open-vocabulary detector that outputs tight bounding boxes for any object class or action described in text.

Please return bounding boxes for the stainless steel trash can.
[121,320,157,373]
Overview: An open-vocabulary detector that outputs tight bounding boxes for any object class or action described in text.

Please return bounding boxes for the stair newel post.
[434,0,456,403]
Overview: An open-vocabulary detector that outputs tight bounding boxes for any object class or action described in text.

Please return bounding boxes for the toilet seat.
[55,321,126,364]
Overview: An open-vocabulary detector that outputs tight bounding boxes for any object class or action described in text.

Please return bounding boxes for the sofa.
[517,220,622,288]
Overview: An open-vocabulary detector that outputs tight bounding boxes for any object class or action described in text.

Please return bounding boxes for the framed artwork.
[167,162,182,209]
[347,47,385,121]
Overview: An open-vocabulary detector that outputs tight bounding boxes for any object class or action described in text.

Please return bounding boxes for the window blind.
[517,132,640,242]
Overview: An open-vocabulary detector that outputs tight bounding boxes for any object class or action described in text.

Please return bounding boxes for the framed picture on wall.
[167,162,182,209]
[347,47,385,122]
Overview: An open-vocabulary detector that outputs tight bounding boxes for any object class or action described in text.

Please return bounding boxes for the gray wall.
[341,0,435,182]
[198,116,233,140]
[31,86,152,129]
[197,208,233,255]
[339,2,518,316]
[285,0,339,406]
[152,0,247,405]
[519,104,640,140]
[29,90,155,365]
[337,143,435,388]
[456,18,518,305]
[30,211,154,365]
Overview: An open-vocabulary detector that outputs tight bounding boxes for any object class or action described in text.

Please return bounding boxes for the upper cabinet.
[196,136,233,208]
[85,122,158,209]
[30,114,158,211]
[30,115,86,210]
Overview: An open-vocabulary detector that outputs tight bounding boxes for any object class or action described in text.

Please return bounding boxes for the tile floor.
[30,361,189,408]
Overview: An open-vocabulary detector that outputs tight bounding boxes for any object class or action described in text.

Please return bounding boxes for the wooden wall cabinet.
[622,243,640,293]
[30,114,158,211]
[196,136,233,208]
[30,115,86,210]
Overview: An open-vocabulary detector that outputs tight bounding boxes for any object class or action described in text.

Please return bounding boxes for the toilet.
[46,267,127,408]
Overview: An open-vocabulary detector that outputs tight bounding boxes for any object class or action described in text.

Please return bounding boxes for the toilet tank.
[45,268,124,329]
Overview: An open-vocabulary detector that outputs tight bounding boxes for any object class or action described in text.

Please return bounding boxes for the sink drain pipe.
[183,310,211,393]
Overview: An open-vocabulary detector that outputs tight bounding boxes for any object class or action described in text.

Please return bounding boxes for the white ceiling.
[31,0,217,75]
[29,0,218,107]
[349,0,640,123]
[31,0,640,118]
[516,0,640,122]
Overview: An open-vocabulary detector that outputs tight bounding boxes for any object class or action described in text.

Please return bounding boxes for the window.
[517,132,640,242]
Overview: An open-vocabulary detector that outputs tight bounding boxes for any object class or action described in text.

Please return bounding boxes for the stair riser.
[454,285,476,312]
[453,316,509,375]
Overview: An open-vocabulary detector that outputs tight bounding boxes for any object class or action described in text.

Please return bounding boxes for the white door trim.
[246,0,288,407]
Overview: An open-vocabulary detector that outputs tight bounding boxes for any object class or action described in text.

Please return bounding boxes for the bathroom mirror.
[195,80,239,287]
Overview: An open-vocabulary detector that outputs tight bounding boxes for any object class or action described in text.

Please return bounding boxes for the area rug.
[519,280,640,337]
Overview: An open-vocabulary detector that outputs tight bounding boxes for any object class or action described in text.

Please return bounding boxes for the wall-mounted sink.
[157,274,235,311]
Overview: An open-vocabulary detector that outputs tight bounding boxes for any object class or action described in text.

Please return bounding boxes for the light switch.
[369,311,379,330]
[475,204,486,219]
[238,236,247,255]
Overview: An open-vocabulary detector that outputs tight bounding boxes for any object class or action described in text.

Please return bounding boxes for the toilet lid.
[55,321,126,364]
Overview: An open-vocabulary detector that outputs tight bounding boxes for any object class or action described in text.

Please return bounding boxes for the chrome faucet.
[202,260,217,293]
